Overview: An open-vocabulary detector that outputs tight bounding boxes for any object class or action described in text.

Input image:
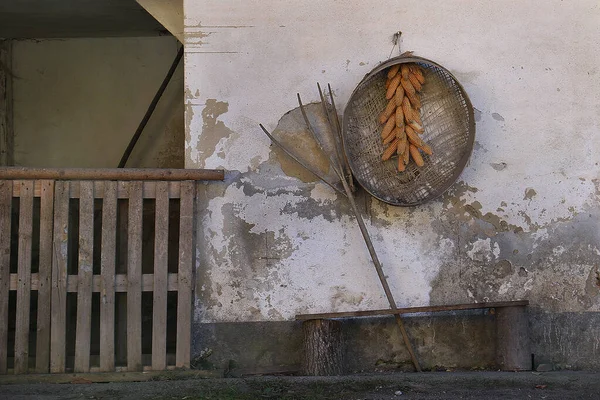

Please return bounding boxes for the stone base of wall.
[191,310,600,373]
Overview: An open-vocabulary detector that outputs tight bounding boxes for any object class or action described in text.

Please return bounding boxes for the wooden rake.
[260,84,422,372]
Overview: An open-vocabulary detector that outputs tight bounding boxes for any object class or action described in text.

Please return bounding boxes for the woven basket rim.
[342,55,476,206]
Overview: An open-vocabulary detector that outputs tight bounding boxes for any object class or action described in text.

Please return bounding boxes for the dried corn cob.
[420,142,433,155]
[395,105,405,129]
[397,129,407,155]
[386,74,401,100]
[406,90,421,109]
[415,72,425,84]
[382,138,399,161]
[394,84,405,107]
[405,125,424,148]
[409,144,425,167]
[408,110,422,127]
[401,64,410,80]
[401,97,413,122]
[379,97,397,124]
[383,126,400,145]
[408,120,424,134]
[410,66,425,84]
[387,64,400,79]
[400,78,416,97]
[403,143,410,165]
[381,113,396,139]
[398,154,406,172]
[408,74,422,92]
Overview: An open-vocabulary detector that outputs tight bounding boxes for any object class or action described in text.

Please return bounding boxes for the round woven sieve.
[342,55,475,206]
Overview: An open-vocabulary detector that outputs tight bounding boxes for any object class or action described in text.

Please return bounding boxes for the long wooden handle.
[338,175,422,372]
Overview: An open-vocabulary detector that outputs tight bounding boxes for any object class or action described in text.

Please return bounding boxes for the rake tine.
[259,124,347,198]
[297,94,345,181]
[316,83,345,171]
[327,83,355,192]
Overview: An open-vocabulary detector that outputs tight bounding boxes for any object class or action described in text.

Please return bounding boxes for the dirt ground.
[1,371,599,400]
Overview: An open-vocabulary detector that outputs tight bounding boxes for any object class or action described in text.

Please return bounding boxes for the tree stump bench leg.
[496,305,531,371]
[302,319,343,376]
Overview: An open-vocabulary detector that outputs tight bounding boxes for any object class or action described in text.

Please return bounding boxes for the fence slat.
[99,181,117,372]
[74,181,94,372]
[176,181,195,368]
[14,181,33,374]
[0,181,12,374]
[35,180,54,373]
[151,182,169,370]
[50,181,70,373]
[127,182,143,371]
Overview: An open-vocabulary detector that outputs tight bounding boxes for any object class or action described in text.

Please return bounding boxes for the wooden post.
[50,182,70,373]
[0,40,14,167]
[175,181,194,368]
[302,319,343,376]
[74,182,94,372]
[99,181,117,371]
[151,182,169,370]
[35,180,54,373]
[127,182,143,371]
[14,181,33,374]
[0,181,12,374]
[496,305,531,371]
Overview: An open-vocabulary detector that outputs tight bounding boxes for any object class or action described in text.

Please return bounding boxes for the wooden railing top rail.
[0,167,225,181]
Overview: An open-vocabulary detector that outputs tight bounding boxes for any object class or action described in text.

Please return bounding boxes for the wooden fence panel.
[176,181,195,368]
[0,181,12,374]
[99,181,117,372]
[50,182,70,373]
[151,182,169,370]
[74,181,94,373]
[127,182,143,372]
[35,180,54,373]
[14,181,33,374]
[1,173,203,375]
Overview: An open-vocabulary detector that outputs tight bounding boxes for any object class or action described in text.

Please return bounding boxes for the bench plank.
[295,300,529,320]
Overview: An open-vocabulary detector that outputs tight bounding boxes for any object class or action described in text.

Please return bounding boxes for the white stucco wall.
[184,1,600,323]
[13,36,183,168]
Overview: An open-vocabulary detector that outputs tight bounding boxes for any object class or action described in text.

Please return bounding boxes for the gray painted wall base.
[191,310,600,373]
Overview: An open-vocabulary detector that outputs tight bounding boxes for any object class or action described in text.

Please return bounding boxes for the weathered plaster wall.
[185,1,600,369]
[13,36,183,168]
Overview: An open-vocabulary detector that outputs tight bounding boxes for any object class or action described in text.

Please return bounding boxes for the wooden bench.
[296,300,530,375]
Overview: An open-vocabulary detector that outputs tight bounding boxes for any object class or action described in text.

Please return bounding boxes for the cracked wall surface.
[184,0,600,369]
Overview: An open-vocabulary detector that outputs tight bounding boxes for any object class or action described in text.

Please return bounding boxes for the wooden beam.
[10,272,179,293]
[14,181,33,374]
[99,181,117,372]
[295,300,530,320]
[74,182,94,373]
[35,180,54,373]
[152,181,169,370]
[176,181,195,368]
[127,182,143,371]
[50,181,70,373]
[13,180,185,199]
[0,167,224,181]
